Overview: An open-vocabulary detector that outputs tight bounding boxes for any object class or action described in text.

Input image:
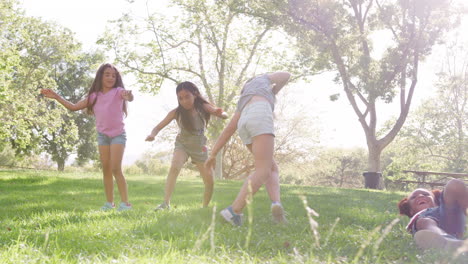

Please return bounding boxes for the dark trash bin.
[363,172,381,189]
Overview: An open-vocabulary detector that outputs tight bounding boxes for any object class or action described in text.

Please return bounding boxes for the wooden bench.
[392,170,468,189]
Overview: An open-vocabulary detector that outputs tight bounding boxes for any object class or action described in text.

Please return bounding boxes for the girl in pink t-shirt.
[41,63,134,211]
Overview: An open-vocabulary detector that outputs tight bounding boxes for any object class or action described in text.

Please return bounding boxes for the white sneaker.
[271,203,287,224]
[414,230,463,250]
[154,202,170,211]
[220,206,243,226]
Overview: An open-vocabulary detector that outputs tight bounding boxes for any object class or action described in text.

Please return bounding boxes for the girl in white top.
[205,71,291,226]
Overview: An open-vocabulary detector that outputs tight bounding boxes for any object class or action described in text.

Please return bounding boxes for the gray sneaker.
[220,206,243,226]
[154,202,170,211]
[414,230,463,251]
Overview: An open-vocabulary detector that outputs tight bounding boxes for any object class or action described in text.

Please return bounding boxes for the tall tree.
[0,0,26,151]
[1,0,75,155]
[39,52,104,170]
[99,0,310,178]
[0,0,102,169]
[394,39,468,173]
[245,0,460,187]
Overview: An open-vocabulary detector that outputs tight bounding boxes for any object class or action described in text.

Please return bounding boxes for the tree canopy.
[98,0,317,178]
[239,0,460,185]
[0,0,102,169]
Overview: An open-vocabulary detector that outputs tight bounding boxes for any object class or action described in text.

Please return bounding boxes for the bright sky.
[19,0,462,165]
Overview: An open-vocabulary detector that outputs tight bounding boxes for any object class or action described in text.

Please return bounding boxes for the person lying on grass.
[398,179,468,251]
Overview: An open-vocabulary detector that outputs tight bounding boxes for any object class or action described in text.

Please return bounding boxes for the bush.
[280,147,367,188]
[146,159,170,176]
[0,144,16,167]
[124,164,144,175]
[0,143,55,170]
[131,150,171,176]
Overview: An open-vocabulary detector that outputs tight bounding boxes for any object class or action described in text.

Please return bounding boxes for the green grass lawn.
[0,169,465,263]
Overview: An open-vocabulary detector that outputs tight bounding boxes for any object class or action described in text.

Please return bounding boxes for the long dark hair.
[175,81,210,131]
[86,63,127,116]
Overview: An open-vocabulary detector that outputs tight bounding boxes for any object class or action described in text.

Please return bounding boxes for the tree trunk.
[367,146,381,172]
[339,165,345,187]
[57,159,65,172]
[366,144,382,189]
[210,116,225,180]
[215,149,223,179]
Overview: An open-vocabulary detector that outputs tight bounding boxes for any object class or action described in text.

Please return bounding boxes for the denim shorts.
[237,101,275,145]
[97,132,127,146]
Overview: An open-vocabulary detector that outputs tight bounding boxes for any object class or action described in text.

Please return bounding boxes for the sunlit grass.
[0,169,466,263]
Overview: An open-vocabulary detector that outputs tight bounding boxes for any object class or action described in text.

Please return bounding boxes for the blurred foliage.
[129,150,171,176]
[383,36,468,181]
[280,147,367,188]
[241,0,461,175]
[0,0,103,170]
[98,0,321,178]
[40,52,104,170]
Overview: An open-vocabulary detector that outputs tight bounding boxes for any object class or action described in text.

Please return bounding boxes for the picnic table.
[392,170,468,189]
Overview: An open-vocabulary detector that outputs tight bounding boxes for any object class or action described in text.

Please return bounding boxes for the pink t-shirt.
[88,87,125,137]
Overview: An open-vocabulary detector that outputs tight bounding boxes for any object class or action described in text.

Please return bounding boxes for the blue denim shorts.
[97,132,127,146]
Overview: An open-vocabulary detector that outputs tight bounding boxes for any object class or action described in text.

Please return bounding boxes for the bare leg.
[246,144,280,203]
[443,179,468,208]
[163,149,187,205]
[414,218,464,250]
[195,162,214,207]
[265,159,280,203]
[110,144,128,203]
[441,179,467,238]
[98,145,113,203]
[231,134,274,214]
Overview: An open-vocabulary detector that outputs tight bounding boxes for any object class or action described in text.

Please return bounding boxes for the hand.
[215,108,229,119]
[122,90,133,101]
[214,107,223,115]
[220,111,229,119]
[204,155,216,170]
[145,134,155,142]
[40,89,58,99]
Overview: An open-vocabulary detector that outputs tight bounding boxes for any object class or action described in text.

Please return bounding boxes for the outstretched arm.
[202,103,229,119]
[145,109,177,141]
[41,89,88,111]
[204,112,241,169]
[268,71,291,95]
